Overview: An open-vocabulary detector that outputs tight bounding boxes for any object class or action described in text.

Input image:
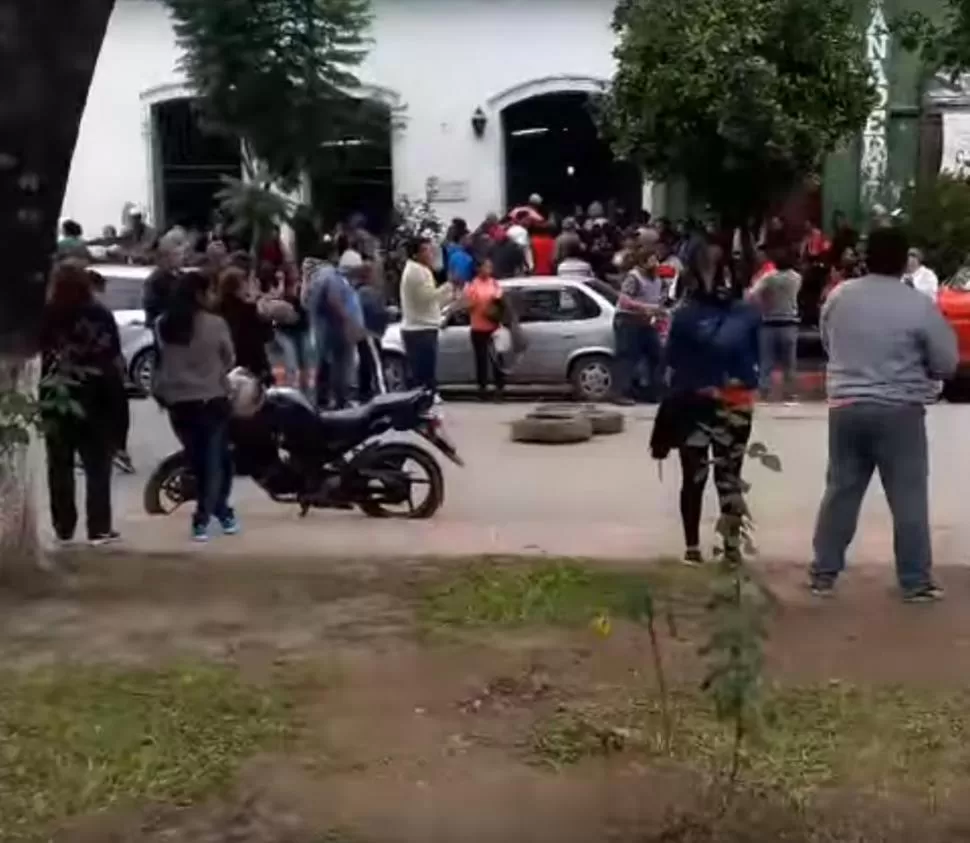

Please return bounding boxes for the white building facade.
[63,0,640,233]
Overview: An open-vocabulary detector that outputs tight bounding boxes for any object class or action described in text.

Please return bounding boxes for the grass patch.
[530,683,970,804]
[0,663,292,842]
[421,558,710,628]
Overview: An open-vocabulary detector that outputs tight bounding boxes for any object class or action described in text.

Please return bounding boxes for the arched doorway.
[502,91,641,219]
[308,98,393,231]
[152,97,241,230]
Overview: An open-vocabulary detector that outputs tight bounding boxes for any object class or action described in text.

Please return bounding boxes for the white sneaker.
[89,531,122,547]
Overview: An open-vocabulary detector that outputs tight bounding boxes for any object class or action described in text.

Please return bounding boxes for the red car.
[937,271,970,400]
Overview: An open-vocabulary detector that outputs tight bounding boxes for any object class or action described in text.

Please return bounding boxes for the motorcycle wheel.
[354,442,444,519]
[143,451,197,515]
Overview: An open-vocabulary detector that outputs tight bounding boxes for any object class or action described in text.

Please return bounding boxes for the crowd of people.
[42,194,956,601]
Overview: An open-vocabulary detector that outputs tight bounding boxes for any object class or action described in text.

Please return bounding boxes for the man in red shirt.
[530,222,556,276]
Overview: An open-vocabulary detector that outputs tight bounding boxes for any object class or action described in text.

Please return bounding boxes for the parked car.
[92,264,156,393]
[381,276,617,401]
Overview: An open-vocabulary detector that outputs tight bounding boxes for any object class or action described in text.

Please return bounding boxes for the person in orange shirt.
[464,257,505,400]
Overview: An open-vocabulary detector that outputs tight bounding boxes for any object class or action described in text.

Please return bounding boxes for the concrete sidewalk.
[90,401,970,568]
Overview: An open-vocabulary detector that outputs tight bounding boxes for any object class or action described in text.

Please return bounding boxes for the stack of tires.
[510,404,626,444]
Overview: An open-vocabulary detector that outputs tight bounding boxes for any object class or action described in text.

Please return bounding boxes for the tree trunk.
[0,1,116,578]
[0,357,48,584]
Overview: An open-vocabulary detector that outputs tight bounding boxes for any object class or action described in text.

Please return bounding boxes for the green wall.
[822,0,945,230]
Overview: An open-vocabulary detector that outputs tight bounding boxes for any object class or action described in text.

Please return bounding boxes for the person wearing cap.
[490,226,528,280]
[506,214,534,273]
[318,249,366,408]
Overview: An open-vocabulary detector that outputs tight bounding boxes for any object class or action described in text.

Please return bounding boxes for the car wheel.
[129,348,157,394]
[383,353,408,393]
[569,355,613,403]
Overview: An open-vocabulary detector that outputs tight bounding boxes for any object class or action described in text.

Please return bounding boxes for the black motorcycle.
[144,387,462,519]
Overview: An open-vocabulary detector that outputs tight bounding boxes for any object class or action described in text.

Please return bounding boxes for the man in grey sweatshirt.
[811,227,958,602]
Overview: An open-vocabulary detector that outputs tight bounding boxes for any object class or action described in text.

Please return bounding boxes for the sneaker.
[614,397,636,407]
[902,583,945,604]
[53,536,76,550]
[433,393,444,406]
[191,522,210,543]
[113,451,135,475]
[808,575,836,598]
[683,547,704,567]
[218,512,240,536]
[89,531,121,547]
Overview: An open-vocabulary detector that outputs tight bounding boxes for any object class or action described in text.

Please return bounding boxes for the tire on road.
[510,414,594,444]
[528,404,625,435]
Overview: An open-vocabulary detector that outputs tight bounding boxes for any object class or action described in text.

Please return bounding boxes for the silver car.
[93,264,156,393]
[381,276,617,401]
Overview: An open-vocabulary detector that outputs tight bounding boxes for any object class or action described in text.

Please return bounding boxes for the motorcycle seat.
[316,405,372,436]
[367,389,426,410]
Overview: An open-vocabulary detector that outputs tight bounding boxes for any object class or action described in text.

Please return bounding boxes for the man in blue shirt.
[314,250,366,408]
[447,233,476,286]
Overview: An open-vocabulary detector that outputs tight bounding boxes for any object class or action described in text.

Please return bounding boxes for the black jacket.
[143,268,180,328]
[219,298,273,381]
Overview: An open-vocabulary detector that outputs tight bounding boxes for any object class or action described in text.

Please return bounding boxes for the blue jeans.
[275,329,310,390]
[168,398,234,529]
[812,403,932,591]
[613,316,663,401]
[759,324,798,398]
[402,329,438,393]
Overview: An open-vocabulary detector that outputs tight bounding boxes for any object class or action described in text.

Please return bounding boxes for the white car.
[381,276,618,401]
[92,264,156,393]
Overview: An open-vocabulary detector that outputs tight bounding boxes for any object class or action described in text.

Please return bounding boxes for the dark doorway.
[309,100,393,232]
[503,92,641,219]
[153,97,241,231]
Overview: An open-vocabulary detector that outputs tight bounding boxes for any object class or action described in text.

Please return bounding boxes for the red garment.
[531,234,555,275]
[750,261,777,286]
[259,238,284,267]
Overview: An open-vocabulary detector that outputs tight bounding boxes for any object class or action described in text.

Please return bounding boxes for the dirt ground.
[5,552,970,842]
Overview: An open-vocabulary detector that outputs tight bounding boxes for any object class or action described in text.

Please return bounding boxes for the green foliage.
[0,664,291,842]
[894,0,970,78]
[698,409,780,790]
[531,684,970,802]
[166,0,373,187]
[604,0,876,222]
[903,173,970,281]
[215,168,298,254]
[0,372,81,457]
[421,559,708,630]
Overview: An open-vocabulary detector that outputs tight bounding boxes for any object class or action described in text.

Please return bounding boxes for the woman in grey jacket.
[153,271,238,542]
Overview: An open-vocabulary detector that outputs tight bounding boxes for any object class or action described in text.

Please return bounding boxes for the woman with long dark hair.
[662,236,762,565]
[216,266,274,384]
[153,271,237,542]
[40,260,127,545]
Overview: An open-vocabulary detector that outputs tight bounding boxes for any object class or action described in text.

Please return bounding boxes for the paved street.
[49,399,964,567]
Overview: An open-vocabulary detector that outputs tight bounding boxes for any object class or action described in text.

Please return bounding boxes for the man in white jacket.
[400,237,454,398]
[903,248,940,300]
